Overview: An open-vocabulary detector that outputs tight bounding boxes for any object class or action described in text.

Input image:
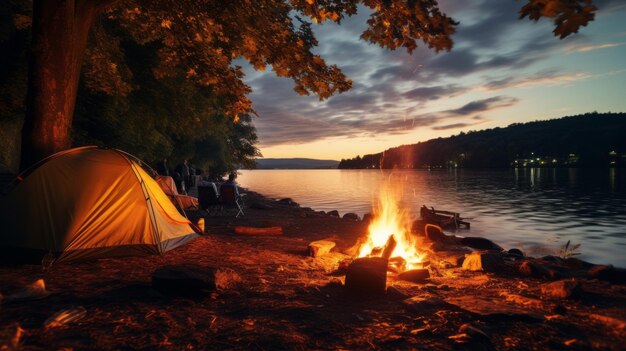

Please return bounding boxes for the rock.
[397,269,430,283]
[308,240,336,258]
[411,219,427,235]
[433,250,470,268]
[386,286,409,301]
[425,224,445,242]
[445,295,543,321]
[540,279,581,299]
[362,213,373,223]
[518,260,567,280]
[541,255,563,264]
[500,292,545,309]
[2,279,50,303]
[430,242,448,252]
[297,210,307,218]
[345,257,388,296]
[152,264,216,296]
[214,268,242,290]
[327,210,340,217]
[564,257,594,270]
[519,260,550,278]
[508,248,524,257]
[462,252,504,273]
[342,212,359,221]
[402,296,447,312]
[460,237,503,251]
[588,265,626,285]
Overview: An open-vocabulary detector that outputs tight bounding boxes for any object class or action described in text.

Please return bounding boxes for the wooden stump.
[397,269,430,283]
[345,257,388,296]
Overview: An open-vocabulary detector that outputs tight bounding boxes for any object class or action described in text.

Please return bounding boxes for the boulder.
[411,219,427,235]
[342,212,359,221]
[308,240,336,258]
[152,264,216,296]
[397,269,430,283]
[425,225,445,242]
[460,237,503,251]
[519,260,550,278]
[507,248,524,257]
[462,252,505,273]
[402,296,447,312]
[588,265,626,285]
[540,279,581,299]
[345,257,388,296]
[564,257,595,270]
[327,210,340,217]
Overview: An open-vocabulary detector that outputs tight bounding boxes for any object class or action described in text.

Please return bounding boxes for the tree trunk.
[20,0,98,170]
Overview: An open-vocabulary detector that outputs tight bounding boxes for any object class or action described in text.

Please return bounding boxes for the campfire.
[356,182,425,273]
[344,182,430,295]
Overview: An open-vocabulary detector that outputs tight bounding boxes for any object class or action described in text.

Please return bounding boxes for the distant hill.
[338,112,626,169]
[255,158,339,169]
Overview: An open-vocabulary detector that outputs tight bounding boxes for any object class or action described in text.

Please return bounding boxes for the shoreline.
[1,190,625,350]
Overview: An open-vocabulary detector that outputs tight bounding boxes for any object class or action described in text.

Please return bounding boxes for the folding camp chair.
[198,184,221,216]
[219,184,244,217]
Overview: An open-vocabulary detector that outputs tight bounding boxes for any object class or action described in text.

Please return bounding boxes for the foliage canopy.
[1,0,600,170]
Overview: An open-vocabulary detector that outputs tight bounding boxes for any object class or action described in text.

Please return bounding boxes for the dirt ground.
[0,191,625,350]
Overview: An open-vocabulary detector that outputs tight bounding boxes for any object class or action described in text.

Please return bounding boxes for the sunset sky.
[242,0,626,161]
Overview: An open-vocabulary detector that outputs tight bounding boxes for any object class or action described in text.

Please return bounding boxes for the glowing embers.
[357,182,424,273]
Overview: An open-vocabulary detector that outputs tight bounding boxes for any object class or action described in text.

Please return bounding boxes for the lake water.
[237,169,626,267]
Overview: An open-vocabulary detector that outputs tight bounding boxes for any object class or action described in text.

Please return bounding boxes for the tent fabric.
[0,146,198,263]
[156,176,199,210]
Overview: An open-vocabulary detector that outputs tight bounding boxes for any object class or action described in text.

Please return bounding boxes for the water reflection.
[238,168,626,267]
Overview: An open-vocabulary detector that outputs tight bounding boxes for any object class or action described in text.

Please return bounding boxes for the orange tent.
[0,147,199,264]
[156,176,199,210]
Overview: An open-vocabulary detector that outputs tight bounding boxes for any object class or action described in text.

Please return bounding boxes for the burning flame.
[358,182,424,271]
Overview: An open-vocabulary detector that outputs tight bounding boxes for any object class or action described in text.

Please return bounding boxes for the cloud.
[255,96,518,146]
[402,85,466,100]
[241,0,624,153]
[432,123,475,130]
[480,71,591,90]
[564,42,624,53]
[446,96,518,115]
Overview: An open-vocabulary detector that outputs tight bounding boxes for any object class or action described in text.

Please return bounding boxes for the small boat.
[420,205,470,230]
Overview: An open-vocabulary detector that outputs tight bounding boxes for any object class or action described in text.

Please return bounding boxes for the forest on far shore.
[338,112,626,169]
